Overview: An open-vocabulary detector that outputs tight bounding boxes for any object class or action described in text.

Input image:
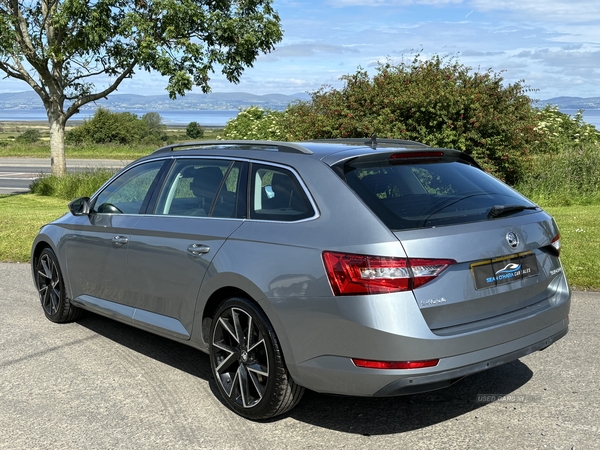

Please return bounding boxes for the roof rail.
[152,140,313,155]
[309,137,429,149]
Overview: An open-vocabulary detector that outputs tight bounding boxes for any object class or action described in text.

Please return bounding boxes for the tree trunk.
[48,116,67,177]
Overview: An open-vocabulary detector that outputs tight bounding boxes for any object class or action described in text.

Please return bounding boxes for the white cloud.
[3,0,600,100]
[470,0,600,23]
[262,43,360,60]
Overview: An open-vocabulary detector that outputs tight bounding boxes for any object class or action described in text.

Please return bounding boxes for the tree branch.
[65,61,138,120]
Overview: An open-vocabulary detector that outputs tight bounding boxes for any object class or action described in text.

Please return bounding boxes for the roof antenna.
[370,134,377,149]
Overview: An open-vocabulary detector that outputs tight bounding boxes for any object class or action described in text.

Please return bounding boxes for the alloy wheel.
[212,306,270,409]
[37,252,62,316]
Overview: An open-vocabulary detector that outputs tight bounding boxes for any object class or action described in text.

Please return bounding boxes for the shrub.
[16,129,42,143]
[532,105,600,154]
[186,121,205,139]
[66,108,164,145]
[283,54,541,184]
[221,106,286,141]
[30,169,116,200]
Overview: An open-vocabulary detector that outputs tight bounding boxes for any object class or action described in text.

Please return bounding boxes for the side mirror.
[68,197,91,216]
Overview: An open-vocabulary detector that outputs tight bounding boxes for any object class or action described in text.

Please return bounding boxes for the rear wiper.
[487,204,538,219]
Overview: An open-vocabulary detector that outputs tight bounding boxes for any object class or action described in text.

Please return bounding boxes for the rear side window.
[344,160,536,230]
[154,159,242,218]
[250,164,314,221]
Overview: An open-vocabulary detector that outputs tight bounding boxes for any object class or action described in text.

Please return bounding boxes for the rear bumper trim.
[374,325,568,397]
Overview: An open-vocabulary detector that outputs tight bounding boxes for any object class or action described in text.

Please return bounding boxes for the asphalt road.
[0,158,130,194]
[1,262,598,450]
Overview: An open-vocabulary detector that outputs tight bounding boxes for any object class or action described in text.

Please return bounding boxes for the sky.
[2,0,600,100]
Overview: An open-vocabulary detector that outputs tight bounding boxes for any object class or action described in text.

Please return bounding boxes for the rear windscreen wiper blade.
[487,204,538,219]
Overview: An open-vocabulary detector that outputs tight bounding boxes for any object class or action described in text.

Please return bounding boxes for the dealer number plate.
[471,252,539,290]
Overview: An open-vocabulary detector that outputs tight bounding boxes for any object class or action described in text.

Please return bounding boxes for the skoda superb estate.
[31,138,570,419]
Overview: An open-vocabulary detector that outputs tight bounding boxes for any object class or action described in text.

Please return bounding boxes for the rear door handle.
[187,244,210,256]
[112,236,129,246]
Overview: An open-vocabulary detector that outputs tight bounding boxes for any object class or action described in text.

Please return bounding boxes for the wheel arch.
[195,278,300,383]
[31,237,66,292]
[200,286,250,346]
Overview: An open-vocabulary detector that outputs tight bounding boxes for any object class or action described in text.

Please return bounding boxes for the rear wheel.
[210,297,304,419]
[34,248,82,323]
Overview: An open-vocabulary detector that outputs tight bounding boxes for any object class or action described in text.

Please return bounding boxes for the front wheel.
[210,297,304,419]
[34,248,82,323]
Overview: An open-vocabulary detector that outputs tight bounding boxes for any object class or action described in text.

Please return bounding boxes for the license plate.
[471,252,539,290]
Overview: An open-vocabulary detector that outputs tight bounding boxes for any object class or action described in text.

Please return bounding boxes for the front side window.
[92,160,164,214]
[154,159,242,218]
[250,164,314,221]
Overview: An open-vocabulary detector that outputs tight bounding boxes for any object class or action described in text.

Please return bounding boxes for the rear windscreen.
[343,160,537,230]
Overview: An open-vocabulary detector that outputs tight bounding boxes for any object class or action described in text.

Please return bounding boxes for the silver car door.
[124,159,245,339]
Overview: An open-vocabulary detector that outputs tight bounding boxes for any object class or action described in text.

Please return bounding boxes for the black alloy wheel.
[35,248,81,323]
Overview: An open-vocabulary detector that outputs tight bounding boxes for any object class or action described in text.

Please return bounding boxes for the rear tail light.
[352,358,439,370]
[322,251,455,296]
[551,234,561,256]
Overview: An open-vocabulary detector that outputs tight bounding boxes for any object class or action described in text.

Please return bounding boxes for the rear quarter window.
[250,164,315,222]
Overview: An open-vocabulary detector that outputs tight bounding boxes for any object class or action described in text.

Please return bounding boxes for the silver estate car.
[31,138,570,420]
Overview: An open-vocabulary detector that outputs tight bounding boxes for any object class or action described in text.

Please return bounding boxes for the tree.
[186,121,204,139]
[0,1,283,176]
[284,55,540,184]
[142,112,166,136]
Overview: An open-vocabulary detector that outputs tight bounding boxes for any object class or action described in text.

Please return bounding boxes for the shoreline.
[0,120,221,130]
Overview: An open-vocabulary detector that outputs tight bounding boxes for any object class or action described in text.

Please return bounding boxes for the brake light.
[390,151,444,159]
[551,234,561,256]
[352,358,439,369]
[322,252,455,296]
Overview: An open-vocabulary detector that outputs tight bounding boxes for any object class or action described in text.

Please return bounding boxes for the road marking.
[0,172,37,179]
[0,187,29,192]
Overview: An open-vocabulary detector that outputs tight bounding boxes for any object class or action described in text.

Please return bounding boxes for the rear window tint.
[344,160,536,230]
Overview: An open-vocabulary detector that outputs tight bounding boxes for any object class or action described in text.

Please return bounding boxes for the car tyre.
[35,248,82,323]
[210,297,304,419]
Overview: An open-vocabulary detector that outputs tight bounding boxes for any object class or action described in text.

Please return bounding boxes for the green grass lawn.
[1,194,598,290]
[545,205,600,290]
[0,194,68,262]
[0,127,224,159]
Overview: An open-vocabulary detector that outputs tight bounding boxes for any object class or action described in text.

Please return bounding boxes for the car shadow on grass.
[76,310,533,435]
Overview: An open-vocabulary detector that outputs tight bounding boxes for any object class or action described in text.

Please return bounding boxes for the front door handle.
[187,244,210,256]
[112,236,129,246]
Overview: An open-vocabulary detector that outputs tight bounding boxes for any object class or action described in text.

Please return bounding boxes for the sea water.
[2,108,600,129]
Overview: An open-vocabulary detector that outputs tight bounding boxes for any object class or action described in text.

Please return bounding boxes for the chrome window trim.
[90,155,320,223]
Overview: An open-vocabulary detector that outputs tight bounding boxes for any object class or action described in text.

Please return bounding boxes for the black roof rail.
[152,140,314,155]
[309,136,429,149]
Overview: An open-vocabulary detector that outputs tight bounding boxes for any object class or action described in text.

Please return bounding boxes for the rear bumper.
[266,274,571,397]
[293,317,568,397]
[375,323,567,396]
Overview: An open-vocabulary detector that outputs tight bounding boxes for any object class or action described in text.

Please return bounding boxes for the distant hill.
[0,91,311,111]
[539,97,600,110]
[3,90,599,112]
